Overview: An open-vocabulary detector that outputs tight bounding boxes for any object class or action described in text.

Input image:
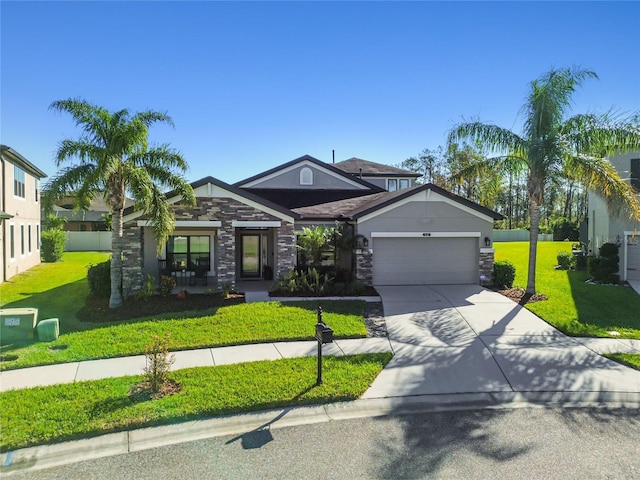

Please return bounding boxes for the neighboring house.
[0,145,47,282]
[588,152,640,282]
[49,196,134,232]
[120,155,502,296]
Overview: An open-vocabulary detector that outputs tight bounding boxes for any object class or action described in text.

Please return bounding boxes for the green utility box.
[37,318,60,342]
[0,308,38,343]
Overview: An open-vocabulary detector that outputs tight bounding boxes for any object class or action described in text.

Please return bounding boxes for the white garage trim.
[371,231,481,238]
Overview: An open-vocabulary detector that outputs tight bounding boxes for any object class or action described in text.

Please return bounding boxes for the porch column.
[217,221,236,288]
[122,223,144,298]
[276,222,296,279]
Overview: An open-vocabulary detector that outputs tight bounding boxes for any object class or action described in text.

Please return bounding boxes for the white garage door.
[372,237,479,285]
[627,241,640,281]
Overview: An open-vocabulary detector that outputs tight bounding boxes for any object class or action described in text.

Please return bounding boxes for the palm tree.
[43,98,196,308]
[448,67,640,296]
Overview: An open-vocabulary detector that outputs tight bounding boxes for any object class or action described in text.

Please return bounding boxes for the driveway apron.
[363,285,640,399]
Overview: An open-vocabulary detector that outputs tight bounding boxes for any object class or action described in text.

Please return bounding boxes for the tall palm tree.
[43,98,196,308]
[448,67,640,296]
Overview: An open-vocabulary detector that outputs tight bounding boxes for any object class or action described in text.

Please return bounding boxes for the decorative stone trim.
[355,248,373,285]
[479,250,495,286]
[122,224,144,299]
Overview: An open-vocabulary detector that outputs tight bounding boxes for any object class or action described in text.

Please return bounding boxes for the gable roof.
[234,154,384,191]
[123,175,299,220]
[293,183,503,221]
[333,157,420,178]
[0,145,47,178]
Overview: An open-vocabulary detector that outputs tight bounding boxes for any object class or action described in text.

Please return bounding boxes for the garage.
[372,236,479,285]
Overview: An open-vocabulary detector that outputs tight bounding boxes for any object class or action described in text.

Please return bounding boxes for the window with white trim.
[167,235,211,270]
[14,166,25,198]
[35,179,40,202]
[387,179,398,192]
[28,225,32,253]
[20,225,25,255]
[300,167,313,185]
[399,179,410,189]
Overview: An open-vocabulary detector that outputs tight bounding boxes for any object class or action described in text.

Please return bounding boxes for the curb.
[3,391,640,475]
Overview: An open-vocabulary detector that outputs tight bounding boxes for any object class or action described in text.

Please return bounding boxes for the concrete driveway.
[363,285,640,403]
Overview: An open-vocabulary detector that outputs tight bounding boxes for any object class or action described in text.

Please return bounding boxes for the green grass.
[605,353,640,370]
[0,251,111,332]
[0,301,367,370]
[495,241,640,338]
[0,353,392,451]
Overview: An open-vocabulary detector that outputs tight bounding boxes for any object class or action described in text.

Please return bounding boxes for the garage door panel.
[373,237,478,285]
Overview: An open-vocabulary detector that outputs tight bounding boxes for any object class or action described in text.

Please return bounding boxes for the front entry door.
[241,234,261,278]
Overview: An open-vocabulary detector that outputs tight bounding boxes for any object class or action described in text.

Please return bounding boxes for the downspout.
[1,155,6,282]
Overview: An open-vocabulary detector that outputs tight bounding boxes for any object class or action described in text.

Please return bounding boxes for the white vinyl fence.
[64,232,112,251]
[492,230,553,242]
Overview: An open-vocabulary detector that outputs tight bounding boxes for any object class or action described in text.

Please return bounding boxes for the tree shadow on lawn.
[1,279,88,334]
[567,270,640,335]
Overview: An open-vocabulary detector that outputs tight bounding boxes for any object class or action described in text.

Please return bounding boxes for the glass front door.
[241,235,261,277]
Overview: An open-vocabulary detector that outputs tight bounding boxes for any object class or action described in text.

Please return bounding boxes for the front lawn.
[605,353,640,370]
[494,241,640,338]
[0,353,392,452]
[0,301,367,370]
[0,251,111,333]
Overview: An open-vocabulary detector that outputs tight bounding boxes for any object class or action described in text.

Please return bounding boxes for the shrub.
[276,268,333,296]
[136,274,155,301]
[588,243,620,284]
[556,252,576,270]
[40,229,66,262]
[143,333,175,394]
[159,275,176,297]
[575,254,587,270]
[587,256,602,278]
[87,260,112,298]
[493,260,516,288]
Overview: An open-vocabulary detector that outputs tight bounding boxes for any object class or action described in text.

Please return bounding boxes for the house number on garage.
[422,233,431,237]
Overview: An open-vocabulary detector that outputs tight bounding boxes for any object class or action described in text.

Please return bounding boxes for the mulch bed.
[493,287,547,304]
[128,379,182,401]
[78,292,245,323]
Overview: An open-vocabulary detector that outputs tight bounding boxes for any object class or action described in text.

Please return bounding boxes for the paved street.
[9,407,640,479]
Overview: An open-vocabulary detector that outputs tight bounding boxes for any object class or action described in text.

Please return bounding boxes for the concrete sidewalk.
[0,337,392,392]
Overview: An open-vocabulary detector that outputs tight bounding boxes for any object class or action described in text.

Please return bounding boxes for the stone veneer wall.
[122,197,296,293]
[122,224,144,299]
[355,248,373,285]
[276,223,296,279]
[479,250,495,286]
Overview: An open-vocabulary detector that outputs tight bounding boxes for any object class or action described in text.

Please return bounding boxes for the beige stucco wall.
[2,159,42,281]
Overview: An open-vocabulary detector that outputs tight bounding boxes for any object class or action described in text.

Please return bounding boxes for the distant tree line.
[397,142,588,237]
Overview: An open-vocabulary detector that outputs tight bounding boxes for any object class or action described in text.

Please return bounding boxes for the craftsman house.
[120,155,502,295]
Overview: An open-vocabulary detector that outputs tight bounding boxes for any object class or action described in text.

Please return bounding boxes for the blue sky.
[2,1,639,184]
